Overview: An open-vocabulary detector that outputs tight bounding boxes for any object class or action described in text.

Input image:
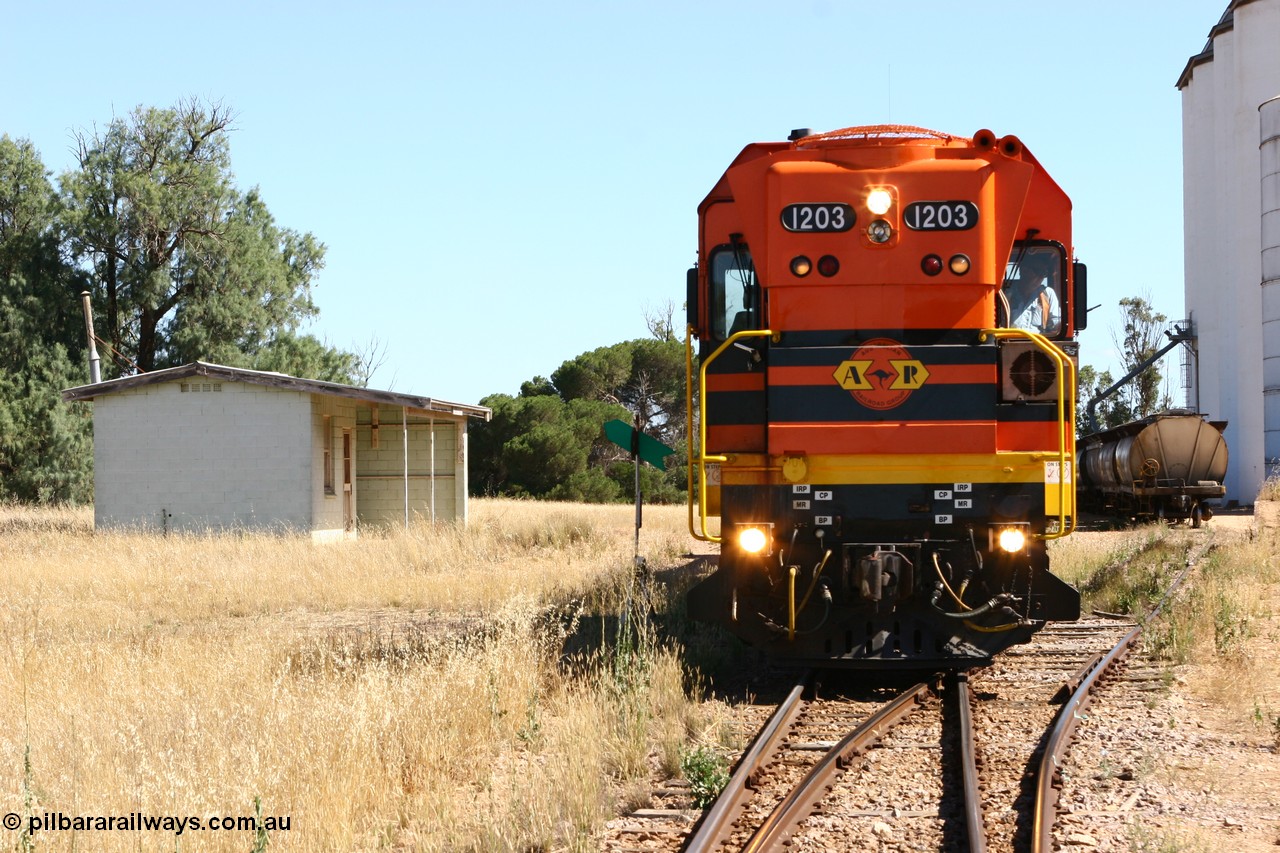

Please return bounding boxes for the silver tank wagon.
[1077,411,1228,526]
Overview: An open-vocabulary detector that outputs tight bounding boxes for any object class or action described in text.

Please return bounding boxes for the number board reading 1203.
[780,203,856,233]
[903,200,979,231]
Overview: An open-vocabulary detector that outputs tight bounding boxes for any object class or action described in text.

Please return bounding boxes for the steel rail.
[952,673,987,853]
[1030,623,1141,853]
[1031,551,1201,853]
[738,681,932,853]
[681,671,810,853]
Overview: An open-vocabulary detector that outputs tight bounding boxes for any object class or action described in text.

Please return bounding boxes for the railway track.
[600,536,1206,852]
[973,617,1140,853]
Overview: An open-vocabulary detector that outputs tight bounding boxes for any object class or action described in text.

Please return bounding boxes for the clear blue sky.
[1,1,1221,405]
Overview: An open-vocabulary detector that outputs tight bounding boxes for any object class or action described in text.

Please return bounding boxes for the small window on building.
[323,415,335,495]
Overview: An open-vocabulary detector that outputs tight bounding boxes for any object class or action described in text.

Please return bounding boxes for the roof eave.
[60,361,492,421]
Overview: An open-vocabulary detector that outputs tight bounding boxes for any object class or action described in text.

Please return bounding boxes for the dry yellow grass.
[23,498,1269,852]
[0,499,715,852]
[1046,523,1167,593]
[1053,516,1280,734]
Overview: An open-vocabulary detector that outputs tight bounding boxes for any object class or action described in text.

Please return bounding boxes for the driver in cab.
[1003,252,1062,336]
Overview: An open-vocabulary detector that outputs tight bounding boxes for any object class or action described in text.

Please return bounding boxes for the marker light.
[867,219,892,244]
[921,254,943,276]
[867,188,893,215]
[817,255,840,276]
[949,254,972,275]
[738,526,769,554]
[790,256,812,277]
[997,527,1027,553]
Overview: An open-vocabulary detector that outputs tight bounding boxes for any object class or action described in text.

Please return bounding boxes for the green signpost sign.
[603,418,676,568]
[603,419,675,471]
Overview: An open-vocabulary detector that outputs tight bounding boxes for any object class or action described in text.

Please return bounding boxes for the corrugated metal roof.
[1176,0,1264,90]
[61,361,492,421]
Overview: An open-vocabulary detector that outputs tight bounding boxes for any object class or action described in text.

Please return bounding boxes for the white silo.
[1264,95,1280,478]
[1179,0,1280,504]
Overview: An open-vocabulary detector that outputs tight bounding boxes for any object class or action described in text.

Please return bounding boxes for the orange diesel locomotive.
[685,125,1085,668]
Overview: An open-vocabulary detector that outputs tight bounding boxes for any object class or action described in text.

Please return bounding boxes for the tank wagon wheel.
[1192,504,1203,529]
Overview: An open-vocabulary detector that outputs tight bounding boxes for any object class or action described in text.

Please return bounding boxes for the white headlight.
[997,527,1027,553]
[867,188,893,215]
[738,527,768,554]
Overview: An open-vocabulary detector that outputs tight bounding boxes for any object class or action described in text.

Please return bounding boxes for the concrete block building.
[62,362,491,539]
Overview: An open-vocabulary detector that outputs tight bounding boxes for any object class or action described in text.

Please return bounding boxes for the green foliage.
[251,796,270,852]
[679,745,729,808]
[163,188,331,370]
[1078,534,1179,615]
[246,331,359,384]
[19,738,35,853]
[471,393,631,500]
[1211,588,1249,658]
[1116,295,1170,419]
[1127,820,1211,853]
[471,337,689,503]
[59,98,352,380]
[0,343,94,504]
[552,338,686,445]
[1078,296,1173,434]
[1077,364,1126,433]
[0,135,94,503]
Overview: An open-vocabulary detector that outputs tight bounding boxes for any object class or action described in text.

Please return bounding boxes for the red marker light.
[921,254,943,276]
[818,255,840,277]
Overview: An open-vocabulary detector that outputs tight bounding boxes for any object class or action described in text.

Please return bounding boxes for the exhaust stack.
[80,291,101,384]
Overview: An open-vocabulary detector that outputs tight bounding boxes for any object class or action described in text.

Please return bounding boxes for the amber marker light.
[738,526,768,554]
[866,188,893,215]
[949,254,971,275]
[790,256,812,277]
[997,527,1027,553]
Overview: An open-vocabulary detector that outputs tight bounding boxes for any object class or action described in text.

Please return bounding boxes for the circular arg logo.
[832,338,930,410]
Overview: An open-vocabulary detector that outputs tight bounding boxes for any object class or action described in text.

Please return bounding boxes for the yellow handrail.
[686,326,774,542]
[978,328,1077,540]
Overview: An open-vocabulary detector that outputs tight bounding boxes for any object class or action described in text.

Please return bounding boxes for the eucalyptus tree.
[1114,295,1171,419]
[1076,296,1175,435]
[60,99,351,379]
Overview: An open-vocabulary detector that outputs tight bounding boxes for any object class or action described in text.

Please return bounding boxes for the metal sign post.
[603,417,675,567]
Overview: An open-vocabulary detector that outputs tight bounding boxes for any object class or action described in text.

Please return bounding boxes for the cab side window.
[709,244,757,341]
[1001,245,1064,337]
